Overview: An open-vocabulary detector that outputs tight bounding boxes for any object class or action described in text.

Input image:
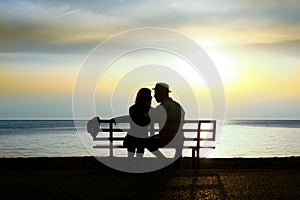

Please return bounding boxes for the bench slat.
[93,137,215,141]
[93,145,215,149]
[99,119,216,124]
[100,128,130,132]
[98,128,214,132]
[93,138,125,141]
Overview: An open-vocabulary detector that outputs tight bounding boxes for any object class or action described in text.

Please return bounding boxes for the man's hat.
[152,83,171,92]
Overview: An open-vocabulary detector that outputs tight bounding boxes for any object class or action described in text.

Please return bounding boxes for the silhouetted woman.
[124,88,152,158]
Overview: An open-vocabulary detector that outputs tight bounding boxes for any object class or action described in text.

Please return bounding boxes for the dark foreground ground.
[0,157,299,200]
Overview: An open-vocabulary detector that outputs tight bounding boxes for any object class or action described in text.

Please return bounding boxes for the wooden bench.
[92,119,216,169]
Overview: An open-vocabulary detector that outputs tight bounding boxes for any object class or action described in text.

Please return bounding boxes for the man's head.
[153,83,171,103]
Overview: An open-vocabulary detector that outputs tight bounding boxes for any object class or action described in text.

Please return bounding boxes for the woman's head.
[135,88,152,106]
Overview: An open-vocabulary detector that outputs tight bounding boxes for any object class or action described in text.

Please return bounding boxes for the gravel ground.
[0,157,299,200]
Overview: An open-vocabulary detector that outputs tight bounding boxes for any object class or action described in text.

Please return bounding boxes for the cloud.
[49,9,81,20]
[0,1,135,54]
[0,15,127,54]
[0,0,300,54]
[217,39,300,58]
[248,39,300,58]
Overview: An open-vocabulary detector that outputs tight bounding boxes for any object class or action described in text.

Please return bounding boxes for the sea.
[0,120,299,158]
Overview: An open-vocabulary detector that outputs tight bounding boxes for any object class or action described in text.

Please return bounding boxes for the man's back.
[151,97,185,147]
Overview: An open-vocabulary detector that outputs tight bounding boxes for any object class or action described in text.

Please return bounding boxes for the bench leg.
[191,148,200,169]
[192,148,195,169]
[196,149,199,169]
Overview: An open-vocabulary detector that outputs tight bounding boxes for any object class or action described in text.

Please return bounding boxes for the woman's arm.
[111,115,131,123]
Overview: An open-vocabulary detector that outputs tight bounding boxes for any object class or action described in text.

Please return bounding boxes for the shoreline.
[0,156,299,170]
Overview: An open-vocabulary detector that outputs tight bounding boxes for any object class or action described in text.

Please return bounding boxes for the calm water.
[0,120,299,158]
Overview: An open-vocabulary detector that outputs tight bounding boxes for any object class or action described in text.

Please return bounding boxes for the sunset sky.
[1,0,300,119]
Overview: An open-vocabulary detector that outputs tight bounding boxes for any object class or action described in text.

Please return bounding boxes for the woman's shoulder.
[129,104,135,109]
[129,104,137,113]
[130,104,151,113]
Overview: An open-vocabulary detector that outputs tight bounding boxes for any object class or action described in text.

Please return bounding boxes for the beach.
[0,157,299,200]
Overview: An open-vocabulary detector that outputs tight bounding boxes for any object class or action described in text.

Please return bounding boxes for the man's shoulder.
[162,98,182,107]
[166,98,185,113]
[162,97,174,104]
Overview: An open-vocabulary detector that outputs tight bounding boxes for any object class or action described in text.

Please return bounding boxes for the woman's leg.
[146,136,165,158]
[127,146,135,158]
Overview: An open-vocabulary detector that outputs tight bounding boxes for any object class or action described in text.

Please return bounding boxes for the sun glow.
[207,50,239,84]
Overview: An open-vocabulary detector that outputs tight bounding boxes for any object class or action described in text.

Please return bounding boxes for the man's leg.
[172,139,183,168]
[136,146,144,158]
[146,136,166,159]
[174,147,183,169]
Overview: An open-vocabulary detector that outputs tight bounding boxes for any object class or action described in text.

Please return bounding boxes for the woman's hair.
[135,88,152,106]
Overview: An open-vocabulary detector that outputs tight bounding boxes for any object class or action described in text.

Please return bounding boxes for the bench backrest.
[93,119,216,156]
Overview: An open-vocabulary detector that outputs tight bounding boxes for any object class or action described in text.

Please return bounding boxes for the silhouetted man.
[149,83,185,165]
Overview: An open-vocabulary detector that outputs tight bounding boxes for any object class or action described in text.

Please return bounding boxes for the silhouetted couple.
[113,83,185,163]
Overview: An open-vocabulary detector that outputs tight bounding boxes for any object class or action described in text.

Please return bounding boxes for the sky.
[0,0,300,119]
